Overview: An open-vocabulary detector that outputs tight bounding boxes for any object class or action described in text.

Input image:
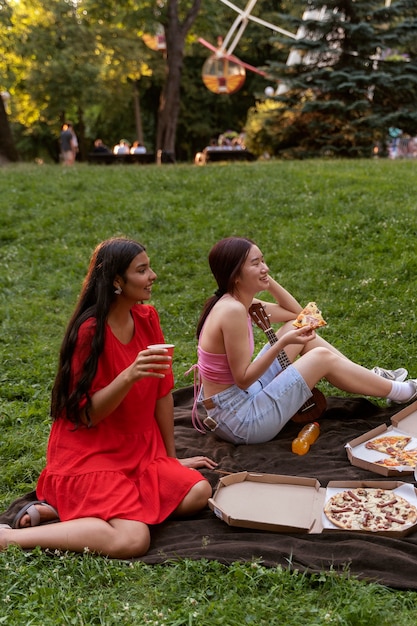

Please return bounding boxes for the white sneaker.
[405,380,417,404]
[390,379,417,405]
[372,367,408,382]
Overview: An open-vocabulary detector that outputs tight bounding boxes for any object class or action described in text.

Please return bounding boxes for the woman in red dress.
[1,238,214,557]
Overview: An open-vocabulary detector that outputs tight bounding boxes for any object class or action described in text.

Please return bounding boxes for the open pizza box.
[346,399,417,476]
[208,471,417,537]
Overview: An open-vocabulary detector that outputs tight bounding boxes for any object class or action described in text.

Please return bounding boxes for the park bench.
[194,146,256,165]
[88,153,155,165]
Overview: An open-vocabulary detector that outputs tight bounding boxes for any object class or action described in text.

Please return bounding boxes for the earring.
[114,286,122,295]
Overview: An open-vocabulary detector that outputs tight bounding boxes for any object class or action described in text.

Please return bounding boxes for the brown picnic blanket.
[147,387,417,590]
[2,386,417,590]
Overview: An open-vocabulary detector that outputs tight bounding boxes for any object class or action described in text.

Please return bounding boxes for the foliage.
[246,0,417,158]
[3,1,417,161]
[0,0,165,159]
[1,159,417,622]
[0,0,309,161]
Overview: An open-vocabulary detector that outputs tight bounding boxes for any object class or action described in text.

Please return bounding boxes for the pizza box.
[208,472,325,534]
[346,399,417,476]
[208,471,417,537]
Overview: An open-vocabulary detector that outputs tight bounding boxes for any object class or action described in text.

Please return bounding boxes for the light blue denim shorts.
[202,344,312,444]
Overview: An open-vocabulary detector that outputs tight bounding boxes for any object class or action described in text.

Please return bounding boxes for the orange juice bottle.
[291,422,320,455]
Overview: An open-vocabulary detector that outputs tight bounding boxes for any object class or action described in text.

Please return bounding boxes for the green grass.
[1,551,417,626]
[1,159,417,624]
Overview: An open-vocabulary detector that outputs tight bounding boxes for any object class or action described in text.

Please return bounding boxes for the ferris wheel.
[198,0,394,95]
[199,0,300,95]
[143,1,394,95]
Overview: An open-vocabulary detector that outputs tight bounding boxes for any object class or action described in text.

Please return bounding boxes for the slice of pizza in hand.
[293,302,327,330]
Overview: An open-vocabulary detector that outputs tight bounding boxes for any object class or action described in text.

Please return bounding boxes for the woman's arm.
[154,392,176,457]
[81,349,171,426]
[223,300,315,389]
[156,393,218,468]
[254,277,302,323]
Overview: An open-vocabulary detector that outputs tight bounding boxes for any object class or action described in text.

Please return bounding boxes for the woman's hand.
[83,349,172,425]
[262,276,303,321]
[178,456,218,469]
[280,325,317,348]
[127,348,172,382]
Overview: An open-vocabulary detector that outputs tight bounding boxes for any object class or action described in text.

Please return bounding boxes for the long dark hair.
[51,237,146,426]
[196,237,254,338]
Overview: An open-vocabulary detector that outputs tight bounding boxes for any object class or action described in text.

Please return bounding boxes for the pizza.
[375,448,417,469]
[365,435,412,455]
[324,488,417,532]
[364,434,417,469]
[293,302,327,330]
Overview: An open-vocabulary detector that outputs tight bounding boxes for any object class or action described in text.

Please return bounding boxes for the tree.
[0,93,18,161]
[245,0,417,158]
[0,0,302,161]
[156,0,202,161]
[0,0,18,161]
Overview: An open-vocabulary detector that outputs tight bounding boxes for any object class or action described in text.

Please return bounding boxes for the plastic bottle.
[291,422,320,455]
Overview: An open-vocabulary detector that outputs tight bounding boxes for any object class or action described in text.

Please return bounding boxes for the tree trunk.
[156,0,202,162]
[133,80,144,145]
[76,106,86,162]
[0,96,19,162]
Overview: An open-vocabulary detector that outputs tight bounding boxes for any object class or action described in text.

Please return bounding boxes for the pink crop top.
[197,315,255,384]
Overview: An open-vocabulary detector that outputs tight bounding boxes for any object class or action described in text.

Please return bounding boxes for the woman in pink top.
[1,238,214,557]
[194,237,416,444]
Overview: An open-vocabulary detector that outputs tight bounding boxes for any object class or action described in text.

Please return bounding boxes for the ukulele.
[249,302,327,424]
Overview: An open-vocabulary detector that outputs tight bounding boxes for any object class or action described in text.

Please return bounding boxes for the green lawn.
[1,159,417,624]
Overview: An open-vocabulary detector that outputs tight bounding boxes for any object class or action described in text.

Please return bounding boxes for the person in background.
[113,139,130,155]
[70,126,79,161]
[130,141,147,154]
[0,238,214,557]
[191,236,416,445]
[92,138,110,154]
[60,123,76,165]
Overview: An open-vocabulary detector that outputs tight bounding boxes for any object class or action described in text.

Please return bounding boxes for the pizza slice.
[375,448,417,468]
[365,435,412,455]
[293,302,327,330]
[398,449,417,465]
[374,457,405,468]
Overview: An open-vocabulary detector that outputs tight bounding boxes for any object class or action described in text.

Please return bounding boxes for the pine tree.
[247,0,417,158]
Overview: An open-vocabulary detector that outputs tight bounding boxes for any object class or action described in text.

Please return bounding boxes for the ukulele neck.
[263,328,291,371]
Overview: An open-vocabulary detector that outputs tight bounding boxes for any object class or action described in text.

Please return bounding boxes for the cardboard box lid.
[208,471,325,534]
[346,400,417,476]
[391,401,417,433]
